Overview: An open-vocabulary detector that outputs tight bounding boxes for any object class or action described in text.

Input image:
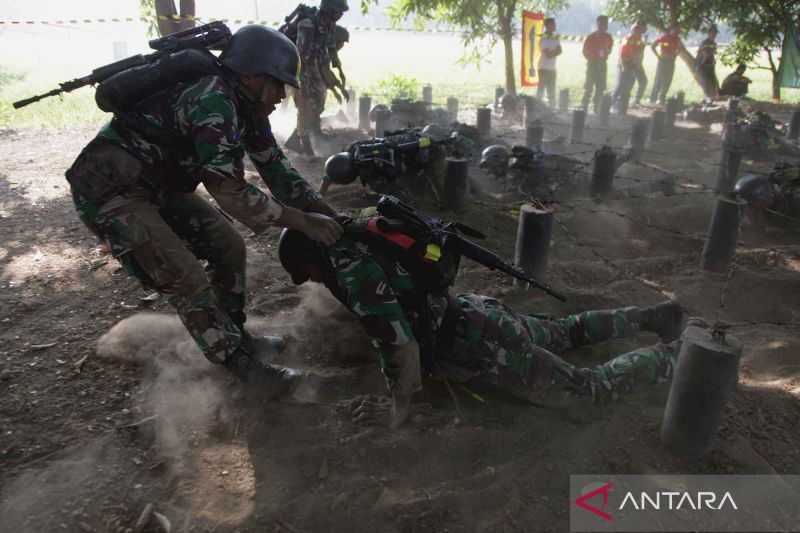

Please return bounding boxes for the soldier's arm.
[187,89,285,233]
[245,116,329,212]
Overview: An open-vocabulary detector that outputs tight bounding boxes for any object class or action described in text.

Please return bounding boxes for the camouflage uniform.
[320,230,678,401]
[66,75,321,364]
[294,11,339,136]
[347,131,448,199]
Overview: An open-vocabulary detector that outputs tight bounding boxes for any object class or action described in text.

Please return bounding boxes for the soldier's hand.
[332,88,343,104]
[300,212,343,245]
[349,395,393,426]
[341,87,350,102]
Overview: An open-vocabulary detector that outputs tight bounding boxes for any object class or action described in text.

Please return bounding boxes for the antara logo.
[575,483,614,521]
[574,483,739,521]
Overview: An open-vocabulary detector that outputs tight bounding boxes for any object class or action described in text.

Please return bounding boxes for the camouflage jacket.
[320,227,526,389]
[98,75,320,233]
[296,12,339,71]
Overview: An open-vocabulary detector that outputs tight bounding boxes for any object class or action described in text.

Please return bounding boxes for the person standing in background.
[649,25,682,105]
[580,15,614,114]
[696,25,719,99]
[537,17,562,107]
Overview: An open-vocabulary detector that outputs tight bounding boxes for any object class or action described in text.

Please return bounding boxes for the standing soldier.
[696,25,719,99]
[64,26,343,395]
[612,20,647,111]
[320,25,351,107]
[649,25,682,105]
[536,17,562,107]
[294,0,349,156]
[580,15,614,114]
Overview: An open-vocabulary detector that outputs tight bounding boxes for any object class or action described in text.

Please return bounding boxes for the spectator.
[612,20,647,111]
[696,25,719,99]
[536,17,562,107]
[649,25,682,105]
[580,15,614,113]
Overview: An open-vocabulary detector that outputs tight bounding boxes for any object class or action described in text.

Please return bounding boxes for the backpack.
[279,4,319,43]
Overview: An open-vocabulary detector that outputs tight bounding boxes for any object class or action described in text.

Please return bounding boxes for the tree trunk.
[155,0,195,37]
[766,47,781,101]
[497,0,517,95]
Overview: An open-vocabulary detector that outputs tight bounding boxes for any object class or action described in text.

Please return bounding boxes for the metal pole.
[661,325,742,460]
[514,204,553,283]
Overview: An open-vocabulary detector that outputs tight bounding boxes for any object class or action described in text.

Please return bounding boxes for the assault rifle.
[13,21,231,109]
[375,195,567,301]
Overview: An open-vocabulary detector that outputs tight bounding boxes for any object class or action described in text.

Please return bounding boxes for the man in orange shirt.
[649,25,682,105]
[611,20,647,111]
[580,15,614,114]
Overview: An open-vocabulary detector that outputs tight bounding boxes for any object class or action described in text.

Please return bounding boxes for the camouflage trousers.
[442,295,679,403]
[295,63,327,136]
[67,142,246,364]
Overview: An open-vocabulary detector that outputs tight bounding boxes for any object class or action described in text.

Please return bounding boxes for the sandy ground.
[1,101,799,533]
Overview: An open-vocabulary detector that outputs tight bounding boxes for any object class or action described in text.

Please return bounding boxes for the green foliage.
[139,0,159,38]
[0,65,26,87]
[366,73,421,101]
[606,0,718,32]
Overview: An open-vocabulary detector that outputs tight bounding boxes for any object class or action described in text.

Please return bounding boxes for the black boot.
[240,330,286,360]
[640,300,684,343]
[223,348,299,398]
[299,135,316,157]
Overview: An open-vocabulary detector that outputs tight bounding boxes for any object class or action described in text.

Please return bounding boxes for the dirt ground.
[1,100,799,533]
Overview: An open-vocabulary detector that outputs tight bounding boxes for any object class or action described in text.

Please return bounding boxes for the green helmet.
[320,0,349,12]
[325,152,359,184]
[334,25,350,44]
[480,144,510,177]
[219,25,301,88]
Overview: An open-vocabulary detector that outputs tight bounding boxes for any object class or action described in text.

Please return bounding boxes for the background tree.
[361,0,565,96]
[717,0,800,101]
[140,0,196,38]
[606,0,719,85]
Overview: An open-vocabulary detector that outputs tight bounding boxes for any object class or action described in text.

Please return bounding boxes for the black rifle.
[13,21,231,109]
[375,195,567,301]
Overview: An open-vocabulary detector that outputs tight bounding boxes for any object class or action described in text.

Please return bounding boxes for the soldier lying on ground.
[734,164,800,227]
[735,111,800,159]
[479,144,584,201]
[65,26,342,396]
[321,125,476,203]
[278,200,689,428]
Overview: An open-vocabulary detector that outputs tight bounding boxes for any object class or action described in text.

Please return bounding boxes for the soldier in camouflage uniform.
[322,125,473,204]
[278,208,686,427]
[65,25,343,395]
[294,0,349,156]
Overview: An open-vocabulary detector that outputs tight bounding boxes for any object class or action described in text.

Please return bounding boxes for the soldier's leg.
[74,194,241,364]
[547,70,557,107]
[295,82,316,155]
[523,300,682,353]
[590,340,680,403]
[158,193,247,328]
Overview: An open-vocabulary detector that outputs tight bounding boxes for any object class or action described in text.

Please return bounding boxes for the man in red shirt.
[611,20,647,111]
[580,15,614,113]
[649,25,682,105]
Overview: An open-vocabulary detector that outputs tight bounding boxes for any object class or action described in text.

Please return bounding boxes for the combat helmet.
[219,25,301,88]
[320,0,349,12]
[479,144,511,176]
[734,174,776,206]
[325,152,359,184]
[421,124,447,142]
[278,228,319,285]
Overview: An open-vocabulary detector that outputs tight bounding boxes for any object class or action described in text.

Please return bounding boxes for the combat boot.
[299,135,316,157]
[640,300,684,343]
[223,347,300,398]
[240,330,286,360]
